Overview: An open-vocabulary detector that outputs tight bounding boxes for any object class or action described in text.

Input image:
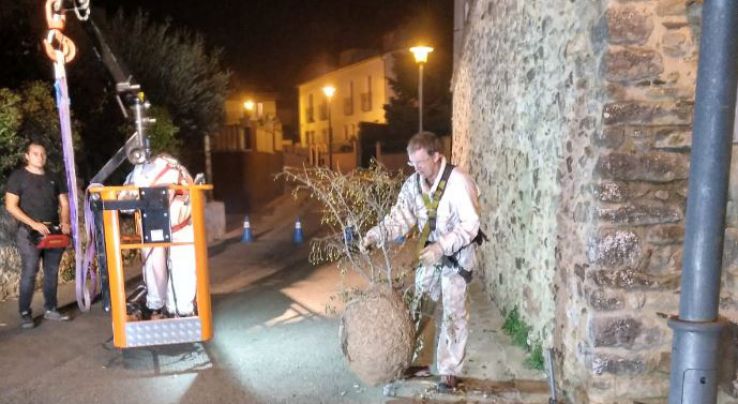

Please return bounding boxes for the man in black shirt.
[5,140,71,329]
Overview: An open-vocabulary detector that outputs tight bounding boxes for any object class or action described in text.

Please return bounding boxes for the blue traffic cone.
[293,217,304,244]
[241,215,253,243]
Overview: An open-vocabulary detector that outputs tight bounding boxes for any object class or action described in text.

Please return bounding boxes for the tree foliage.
[279,163,411,287]
[384,51,452,137]
[382,2,453,138]
[0,81,80,192]
[118,105,181,157]
[0,1,50,88]
[105,10,230,145]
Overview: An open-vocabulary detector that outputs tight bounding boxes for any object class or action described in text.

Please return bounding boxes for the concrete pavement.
[0,193,553,403]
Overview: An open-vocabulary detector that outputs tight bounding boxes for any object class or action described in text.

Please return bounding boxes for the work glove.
[360,232,379,254]
[419,243,444,267]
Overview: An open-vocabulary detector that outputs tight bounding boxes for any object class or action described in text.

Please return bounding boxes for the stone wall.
[452,0,726,402]
[452,0,609,396]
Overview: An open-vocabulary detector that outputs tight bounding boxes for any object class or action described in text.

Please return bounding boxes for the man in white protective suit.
[125,154,197,318]
[361,132,482,392]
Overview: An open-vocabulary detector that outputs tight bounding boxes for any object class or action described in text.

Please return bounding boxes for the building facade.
[215,93,284,154]
[210,92,286,213]
[297,52,396,170]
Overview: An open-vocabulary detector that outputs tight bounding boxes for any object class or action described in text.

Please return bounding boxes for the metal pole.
[668,1,738,402]
[418,62,424,134]
[328,99,333,170]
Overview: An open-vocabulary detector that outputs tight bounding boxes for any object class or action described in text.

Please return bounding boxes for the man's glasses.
[407,156,431,168]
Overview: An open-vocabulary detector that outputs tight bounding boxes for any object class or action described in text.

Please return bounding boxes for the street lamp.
[322,85,335,169]
[410,45,433,134]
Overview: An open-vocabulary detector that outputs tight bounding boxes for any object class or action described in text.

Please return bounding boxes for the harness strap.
[415,163,455,258]
[150,162,192,233]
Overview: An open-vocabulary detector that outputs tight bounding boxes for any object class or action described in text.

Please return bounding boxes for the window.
[306,94,315,123]
[319,101,328,120]
[344,81,354,116]
[360,75,372,112]
[360,92,372,112]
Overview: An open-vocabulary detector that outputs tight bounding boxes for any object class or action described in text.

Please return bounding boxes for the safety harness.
[415,163,487,283]
[149,161,193,233]
[416,163,455,256]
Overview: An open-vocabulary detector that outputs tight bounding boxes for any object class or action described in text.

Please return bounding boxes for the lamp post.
[410,45,433,134]
[322,85,335,169]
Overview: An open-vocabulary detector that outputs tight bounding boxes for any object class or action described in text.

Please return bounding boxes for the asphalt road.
[0,196,387,404]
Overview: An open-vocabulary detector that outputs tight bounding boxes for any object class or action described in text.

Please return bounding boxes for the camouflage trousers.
[411,264,469,376]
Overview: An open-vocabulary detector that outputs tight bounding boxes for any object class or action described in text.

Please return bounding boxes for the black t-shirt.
[5,168,67,223]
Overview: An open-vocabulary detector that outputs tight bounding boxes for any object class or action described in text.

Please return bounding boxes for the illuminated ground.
[0,194,550,403]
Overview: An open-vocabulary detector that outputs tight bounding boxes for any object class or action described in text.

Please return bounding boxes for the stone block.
[589,316,642,348]
[589,268,680,290]
[596,127,625,149]
[587,230,641,267]
[723,229,738,269]
[598,204,682,226]
[646,245,682,273]
[646,225,684,245]
[602,101,692,125]
[607,6,654,45]
[654,128,691,150]
[596,152,689,182]
[604,47,664,83]
[593,181,628,203]
[662,31,690,58]
[587,288,626,311]
[728,146,738,201]
[591,354,647,375]
[657,0,688,17]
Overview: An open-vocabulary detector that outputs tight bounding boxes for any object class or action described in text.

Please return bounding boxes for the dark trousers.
[16,226,65,315]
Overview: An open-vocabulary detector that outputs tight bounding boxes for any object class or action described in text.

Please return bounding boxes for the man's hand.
[31,221,50,235]
[419,243,444,267]
[359,233,379,254]
[60,222,71,235]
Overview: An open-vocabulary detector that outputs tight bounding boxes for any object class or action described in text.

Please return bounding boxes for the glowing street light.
[410,45,434,134]
[243,99,255,112]
[322,85,335,169]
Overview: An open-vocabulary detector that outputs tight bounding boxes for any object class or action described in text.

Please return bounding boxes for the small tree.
[280,163,417,386]
[280,163,409,286]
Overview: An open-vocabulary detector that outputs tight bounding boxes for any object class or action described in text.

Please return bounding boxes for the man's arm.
[365,177,419,246]
[58,193,70,235]
[5,192,50,235]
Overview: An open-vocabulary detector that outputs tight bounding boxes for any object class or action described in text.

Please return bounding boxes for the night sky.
[102,0,453,93]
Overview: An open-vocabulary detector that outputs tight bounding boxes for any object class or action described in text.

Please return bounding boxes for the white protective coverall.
[125,154,197,316]
[365,157,481,376]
